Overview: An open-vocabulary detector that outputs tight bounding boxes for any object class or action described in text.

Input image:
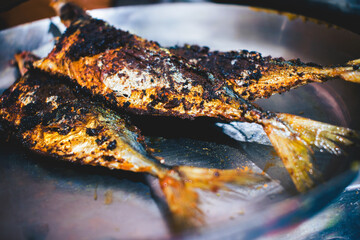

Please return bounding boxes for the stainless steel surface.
[0,3,359,239]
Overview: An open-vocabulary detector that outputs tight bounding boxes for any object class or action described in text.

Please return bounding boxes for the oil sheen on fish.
[33,1,360,192]
[0,52,270,227]
[169,44,360,101]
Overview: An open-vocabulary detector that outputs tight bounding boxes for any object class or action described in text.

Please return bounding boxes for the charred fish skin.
[170,44,360,101]
[34,1,360,192]
[34,2,359,121]
[1,53,269,227]
[0,69,160,174]
[169,44,313,101]
[35,17,259,122]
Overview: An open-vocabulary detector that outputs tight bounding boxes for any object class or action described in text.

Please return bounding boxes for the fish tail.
[331,58,360,83]
[158,166,269,227]
[261,113,359,192]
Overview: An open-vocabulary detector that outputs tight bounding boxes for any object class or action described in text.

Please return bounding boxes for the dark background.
[1,0,360,34]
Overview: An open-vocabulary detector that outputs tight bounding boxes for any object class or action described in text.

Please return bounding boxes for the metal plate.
[0,3,360,239]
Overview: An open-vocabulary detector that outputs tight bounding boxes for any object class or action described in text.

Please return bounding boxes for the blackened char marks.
[17,85,90,133]
[22,101,42,116]
[48,125,73,135]
[181,98,193,111]
[171,45,266,82]
[22,102,88,135]
[42,111,58,126]
[285,58,322,68]
[164,98,180,109]
[96,135,110,145]
[166,56,221,100]
[54,22,80,54]
[103,155,116,162]
[0,88,21,109]
[66,19,136,61]
[19,115,42,131]
[86,126,103,136]
[105,93,119,107]
[107,140,117,150]
[123,101,131,108]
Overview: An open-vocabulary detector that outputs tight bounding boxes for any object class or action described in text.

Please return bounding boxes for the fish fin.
[158,167,269,228]
[14,52,40,76]
[51,0,89,27]
[347,59,360,66]
[336,59,360,83]
[262,113,359,192]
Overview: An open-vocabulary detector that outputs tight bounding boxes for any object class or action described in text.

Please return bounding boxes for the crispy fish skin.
[0,55,269,227]
[34,17,255,122]
[34,1,360,192]
[0,69,156,173]
[170,44,360,101]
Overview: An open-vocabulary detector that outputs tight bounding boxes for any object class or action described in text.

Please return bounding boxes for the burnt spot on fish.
[79,108,90,115]
[123,101,131,108]
[297,72,305,77]
[43,104,80,125]
[41,111,58,126]
[103,155,116,162]
[86,126,103,136]
[199,101,204,109]
[171,45,266,84]
[146,101,157,112]
[158,91,169,103]
[65,19,136,61]
[22,101,43,115]
[54,22,80,54]
[0,88,21,109]
[48,125,73,135]
[96,135,110,145]
[105,93,118,106]
[164,98,181,109]
[19,115,42,131]
[181,98,193,111]
[107,140,117,150]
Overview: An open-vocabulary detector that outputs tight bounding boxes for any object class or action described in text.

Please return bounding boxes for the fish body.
[170,44,360,101]
[33,1,359,192]
[0,52,269,227]
[0,67,160,175]
[35,17,255,122]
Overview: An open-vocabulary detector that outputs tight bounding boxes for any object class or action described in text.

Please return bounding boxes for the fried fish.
[33,1,359,192]
[170,44,360,101]
[0,52,269,227]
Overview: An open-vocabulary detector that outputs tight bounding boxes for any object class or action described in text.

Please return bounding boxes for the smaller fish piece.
[170,44,360,101]
[0,52,270,228]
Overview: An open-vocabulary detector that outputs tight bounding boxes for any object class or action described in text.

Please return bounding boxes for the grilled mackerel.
[0,52,269,227]
[170,44,360,101]
[34,1,360,192]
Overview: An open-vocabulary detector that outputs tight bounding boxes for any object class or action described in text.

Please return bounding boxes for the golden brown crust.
[34,18,257,122]
[0,66,271,225]
[0,69,159,174]
[169,45,340,101]
[35,16,354,124]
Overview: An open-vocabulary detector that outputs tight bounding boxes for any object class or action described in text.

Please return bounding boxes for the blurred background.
[0,0,359,34]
